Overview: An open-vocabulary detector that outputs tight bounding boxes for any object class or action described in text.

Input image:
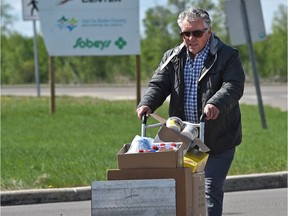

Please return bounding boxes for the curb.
[1,186,91,206]
[224,171,287,192]
[1,171,287,206]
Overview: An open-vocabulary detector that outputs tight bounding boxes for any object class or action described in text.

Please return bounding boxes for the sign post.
[136,55,141,105]
[22,0,41,97]
[225,0,267,128]
[240,0,267,129]
[49,56,55,114]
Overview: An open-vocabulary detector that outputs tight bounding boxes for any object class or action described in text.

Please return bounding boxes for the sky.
[6,0,288,37]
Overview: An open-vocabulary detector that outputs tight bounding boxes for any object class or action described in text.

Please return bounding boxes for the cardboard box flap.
[150,113,166,124]
[191,139,210,152]
[156,125,192,149]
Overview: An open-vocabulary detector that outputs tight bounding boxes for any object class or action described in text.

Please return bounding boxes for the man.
[136,8,245,216]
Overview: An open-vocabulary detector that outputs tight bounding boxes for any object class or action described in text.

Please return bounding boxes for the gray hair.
[177,8,211,30]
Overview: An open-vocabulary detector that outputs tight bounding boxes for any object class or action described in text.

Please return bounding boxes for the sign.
[224,0,266,46]
[37,0,140,56]
[22,0,39,20]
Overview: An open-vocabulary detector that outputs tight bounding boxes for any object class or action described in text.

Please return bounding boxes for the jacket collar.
[209,33,220,56]
[197,33,220,82]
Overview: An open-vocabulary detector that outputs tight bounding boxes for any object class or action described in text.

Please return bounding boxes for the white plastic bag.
[126,135,154,154]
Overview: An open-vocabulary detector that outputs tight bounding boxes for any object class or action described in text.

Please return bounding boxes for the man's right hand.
[136,106,152,119]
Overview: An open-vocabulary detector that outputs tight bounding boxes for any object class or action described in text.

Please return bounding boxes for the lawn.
[1,96,287,190]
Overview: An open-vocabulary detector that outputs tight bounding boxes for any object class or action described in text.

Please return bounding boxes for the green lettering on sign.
[72,37,127,50]
[73,38,111,50]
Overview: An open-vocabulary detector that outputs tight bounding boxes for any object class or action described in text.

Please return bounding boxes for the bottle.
[181,123,198,141]
[138,138,151,152]
[166,117,183,132]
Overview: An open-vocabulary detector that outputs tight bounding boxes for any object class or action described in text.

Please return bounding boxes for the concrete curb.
[1,186,91,206]
[224,171,287,192]
[1,171,287,206]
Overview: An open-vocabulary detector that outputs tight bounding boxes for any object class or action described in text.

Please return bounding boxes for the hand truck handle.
[141,113,147,125]
[199,113,206,143]
[200,113,206,122]
[141,113,147,137]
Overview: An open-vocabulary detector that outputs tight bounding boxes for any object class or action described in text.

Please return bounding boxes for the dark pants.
[204,147,236,216]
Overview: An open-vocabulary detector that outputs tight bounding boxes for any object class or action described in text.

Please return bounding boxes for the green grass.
[1,96,287,190]
[231,105,287,175]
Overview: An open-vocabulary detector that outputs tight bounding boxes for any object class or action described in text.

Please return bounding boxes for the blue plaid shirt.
[184,41,210,123]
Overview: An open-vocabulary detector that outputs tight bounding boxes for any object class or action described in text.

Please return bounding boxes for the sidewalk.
[1,84,287,111]
[1,171,287,206]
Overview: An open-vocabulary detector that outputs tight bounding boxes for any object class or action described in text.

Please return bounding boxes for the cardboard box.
[117,125,192,170]
[184,149,209,173]
[107,168,206,216]
[117,142,184,169]
[192,172,206,216]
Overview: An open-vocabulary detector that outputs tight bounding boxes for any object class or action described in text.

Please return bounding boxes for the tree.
[1,33,35,83]
[252,4,287,81]
[1,1,286,84]
[0,1,17,35]
[141,6,180,80]
[266,4,287,80]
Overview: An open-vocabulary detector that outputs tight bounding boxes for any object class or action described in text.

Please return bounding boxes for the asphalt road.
[1,83,287,111]
[1,188,287,216]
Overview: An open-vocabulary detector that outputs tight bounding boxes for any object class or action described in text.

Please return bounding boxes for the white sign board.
[38,0,140,56]
[22,0,39,20]
[224,0,266,46]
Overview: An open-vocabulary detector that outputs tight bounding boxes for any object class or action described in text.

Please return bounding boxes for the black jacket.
[139,34,246,154]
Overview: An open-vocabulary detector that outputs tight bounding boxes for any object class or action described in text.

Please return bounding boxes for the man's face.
[181,18,211,58]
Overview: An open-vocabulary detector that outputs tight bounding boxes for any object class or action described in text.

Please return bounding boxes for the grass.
[232,105,287,174]
[1,96,287,190]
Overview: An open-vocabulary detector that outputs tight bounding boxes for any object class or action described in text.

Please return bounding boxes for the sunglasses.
[180,28,208,39]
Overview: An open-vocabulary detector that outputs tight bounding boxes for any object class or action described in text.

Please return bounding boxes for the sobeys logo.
[73,38,111,50]
[73,37,127,50]
[114,37,127,50]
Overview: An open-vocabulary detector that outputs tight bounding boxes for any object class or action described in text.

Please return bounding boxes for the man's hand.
[136,106,152,119]
[204,104,219,120]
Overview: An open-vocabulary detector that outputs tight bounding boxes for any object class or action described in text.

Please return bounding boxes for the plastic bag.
[126,135,154,154]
